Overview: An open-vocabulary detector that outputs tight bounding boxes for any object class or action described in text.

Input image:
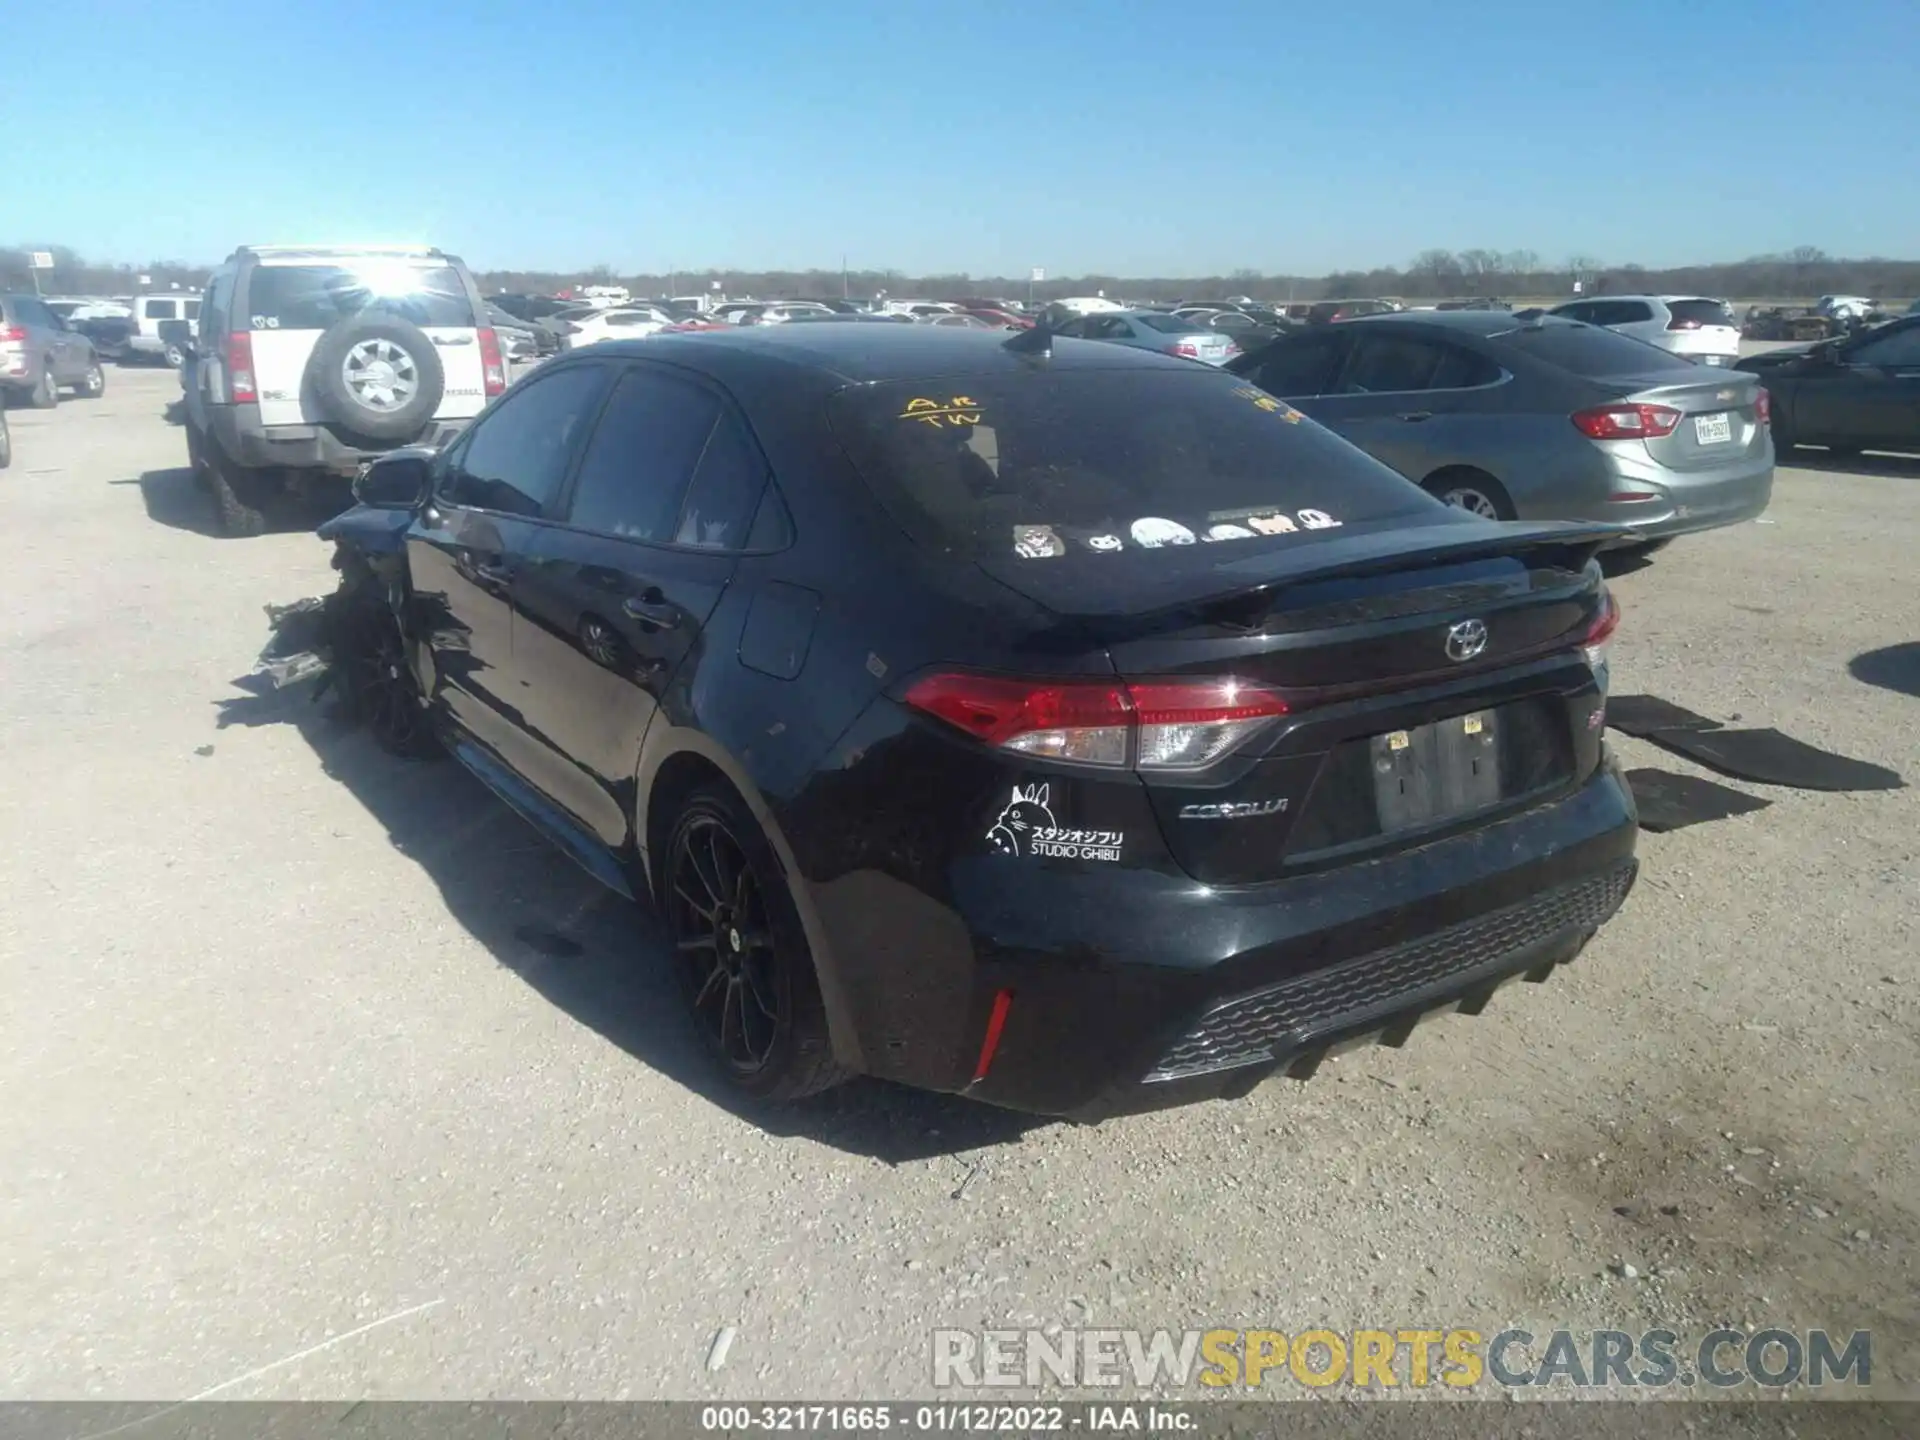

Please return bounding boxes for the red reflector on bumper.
[972,989,1014,1083]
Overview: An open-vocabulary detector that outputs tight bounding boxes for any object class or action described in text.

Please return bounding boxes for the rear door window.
[145,299,179,320]
[1491,321,1696,377]
[828,369,1429,559]
[564,368,720,542]
[246,262,475,331]
[1243,332,1352,396]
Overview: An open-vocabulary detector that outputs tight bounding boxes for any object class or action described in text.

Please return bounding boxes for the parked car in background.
[1,293,107,407]
[962,306,1034,329]
[563,306,675,347]
[754,302,840,325]
[1815,295,1878,322]
[484,302,550,360]
[310,322,1636,1115]
[1548,295,1741,367]
[1734,314,1920,457]
[1742,305,1838,342]
[1174,305,1292,343]
[1227,311,1773,543]
[1306,298,1399,324]
[125,294,203,366]
[1435,298,1513,312]
[922,312,1007,329]
[1054,309,1241,365]
[179,243,504,535]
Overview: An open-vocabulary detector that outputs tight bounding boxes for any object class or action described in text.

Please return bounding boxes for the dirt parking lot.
[1,359,1914,1404]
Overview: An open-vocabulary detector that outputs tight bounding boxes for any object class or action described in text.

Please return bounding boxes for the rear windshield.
[245,263,473,330]
[828,370,1432,560]
[1490,322,1697,377]
[1136,313,1201,334]
[1666,299,1734,328]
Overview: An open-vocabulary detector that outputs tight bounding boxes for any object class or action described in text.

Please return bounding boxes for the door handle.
[472,560,513,585]
[623,593,681,630]
[1396,410,1434,422]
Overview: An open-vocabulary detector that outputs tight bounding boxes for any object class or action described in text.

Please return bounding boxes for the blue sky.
[12,0,1919,277]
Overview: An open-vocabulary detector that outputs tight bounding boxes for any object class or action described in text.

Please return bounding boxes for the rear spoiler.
[981,518,1638,635]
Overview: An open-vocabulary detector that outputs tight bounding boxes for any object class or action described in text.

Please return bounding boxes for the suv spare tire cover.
[304,312,447,442]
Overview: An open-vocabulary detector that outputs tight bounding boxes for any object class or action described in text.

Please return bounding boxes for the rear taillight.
[226,332,256,403]
[1571,403,1682,440]
[903,673,1290,771]
[1667,318,1701,330]
[1169,342,1200,359]
[477,327,506,396]
[1756,389,1771,425]
[0,325,25,344]
[1582,590,1620,670]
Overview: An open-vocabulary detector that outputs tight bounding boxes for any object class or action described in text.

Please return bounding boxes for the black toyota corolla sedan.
[310,323,1638,1119]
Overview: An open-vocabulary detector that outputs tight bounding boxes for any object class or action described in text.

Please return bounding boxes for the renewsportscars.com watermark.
[933,1327,1871,1392]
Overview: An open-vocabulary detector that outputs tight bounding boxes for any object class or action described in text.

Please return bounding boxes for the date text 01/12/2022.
[697,1403,1192,1431]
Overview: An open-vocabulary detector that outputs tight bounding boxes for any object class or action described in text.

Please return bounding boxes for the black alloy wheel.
[668,810,784,1075]
[336,588,441,758]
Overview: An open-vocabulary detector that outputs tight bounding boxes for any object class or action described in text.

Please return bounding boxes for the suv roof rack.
[235,244,446,259]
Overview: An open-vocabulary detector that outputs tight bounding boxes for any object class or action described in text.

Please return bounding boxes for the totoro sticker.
[987,783,1124,862]
[1130,517,1196,548]
[1203,523,1255,542]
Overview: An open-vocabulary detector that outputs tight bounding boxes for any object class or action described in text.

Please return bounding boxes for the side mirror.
[353,448,435,509]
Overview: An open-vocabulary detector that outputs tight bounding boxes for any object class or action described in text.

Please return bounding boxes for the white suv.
[180,244,505,535]
[126,294,202,365]
[1546,295,1742,366]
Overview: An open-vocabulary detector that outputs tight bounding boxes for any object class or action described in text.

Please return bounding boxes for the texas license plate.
[1694,412,1732,444]
[1372,710,1503,832]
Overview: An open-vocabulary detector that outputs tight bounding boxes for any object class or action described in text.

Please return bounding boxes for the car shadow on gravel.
[213,678,1045,1162]
[1849,642,1920,698]
[119,468,344,539]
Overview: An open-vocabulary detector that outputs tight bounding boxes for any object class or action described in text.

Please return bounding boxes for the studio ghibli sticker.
[1084,533,1124,552]
[1203,522,1255,542]
[1298,508,1343,530]
[1247,511,1298,535]
[1130,517,1196,547]
[1012,524,1065,558]
[987,784,1124,862]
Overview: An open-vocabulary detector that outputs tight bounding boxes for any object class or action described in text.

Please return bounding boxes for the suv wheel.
[207,454,268,537]
[79,361,107,399]
[31,364,59,409]
[662,783,848,1102]
[306,315,447,442]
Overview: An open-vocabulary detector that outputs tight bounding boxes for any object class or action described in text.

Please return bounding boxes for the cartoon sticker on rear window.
[1084,533,1124,552]
[1247,511,1298,535]
[1298,508,1342,530]
[1203,523,1255,542]
[900,395,984,428]
[1012,524,1065,558]
[1131,517,1196,547]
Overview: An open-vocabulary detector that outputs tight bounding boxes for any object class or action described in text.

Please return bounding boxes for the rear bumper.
[205,404,473,476]
[805,755,1638,1119]
[1593,455,1774,539]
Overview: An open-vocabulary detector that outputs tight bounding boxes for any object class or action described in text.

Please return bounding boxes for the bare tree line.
[5,241,1916,304]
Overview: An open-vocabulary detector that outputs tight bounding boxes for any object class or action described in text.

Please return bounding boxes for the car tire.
[661,782,848,1103]
[79,360,106,399]
[1423,470,1514,520]
[206,453,268,537]
[31,363,59,409]
[305,313,447,443]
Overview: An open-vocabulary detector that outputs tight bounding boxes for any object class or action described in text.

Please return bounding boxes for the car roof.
[590,321,1202,385]
[1336,310,1591,338]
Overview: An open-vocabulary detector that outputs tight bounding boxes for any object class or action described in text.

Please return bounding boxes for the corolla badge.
[1445,618,1489,662]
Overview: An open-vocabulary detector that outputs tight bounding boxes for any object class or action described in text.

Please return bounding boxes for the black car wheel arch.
[662,782,846,1101]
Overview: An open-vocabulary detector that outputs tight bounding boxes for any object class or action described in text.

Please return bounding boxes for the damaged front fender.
[316,502,414,554]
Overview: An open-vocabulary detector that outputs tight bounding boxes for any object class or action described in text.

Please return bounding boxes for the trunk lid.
[1598,371,1768,473]
[977,516,1621,887]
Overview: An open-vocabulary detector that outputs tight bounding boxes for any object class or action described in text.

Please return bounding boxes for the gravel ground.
[0,360,1913,1405]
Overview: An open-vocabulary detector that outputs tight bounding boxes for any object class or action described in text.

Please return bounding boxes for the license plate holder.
[1694,411,1732,444]
[1372,710,1504,832]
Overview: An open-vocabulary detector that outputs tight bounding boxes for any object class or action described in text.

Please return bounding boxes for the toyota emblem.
[1445,619,1489,662]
